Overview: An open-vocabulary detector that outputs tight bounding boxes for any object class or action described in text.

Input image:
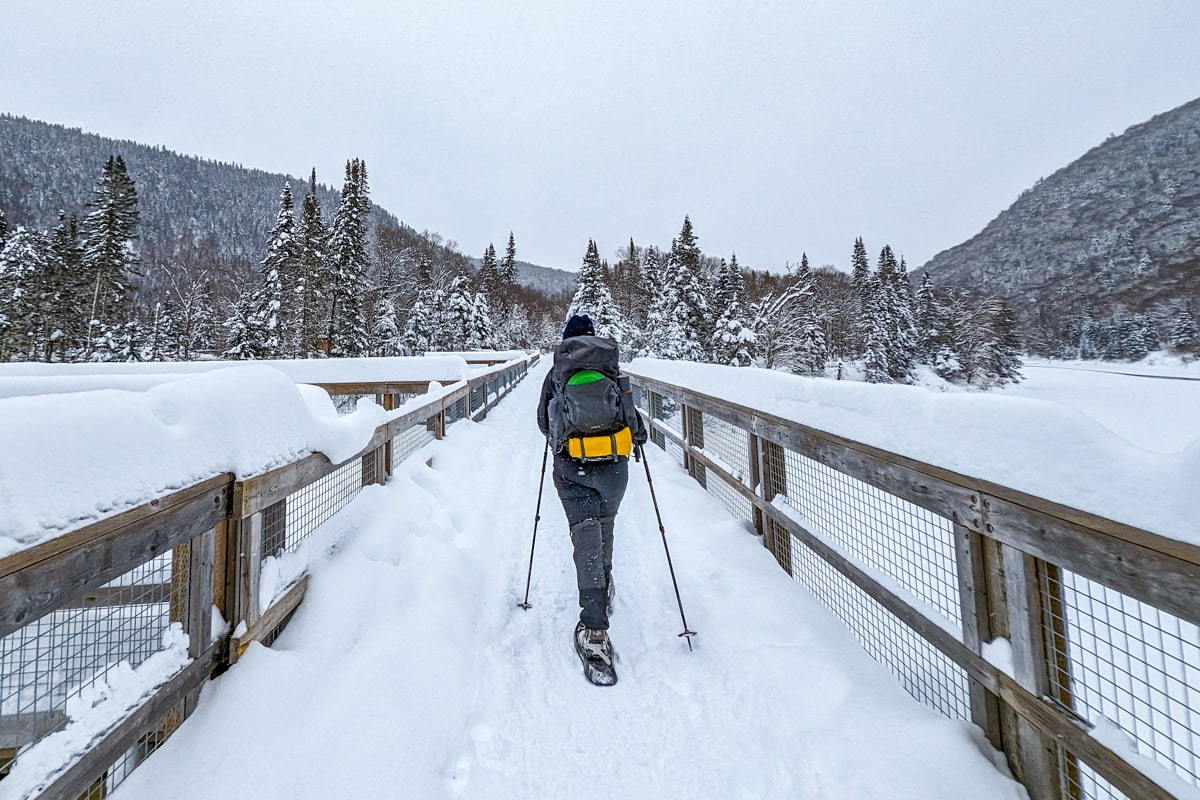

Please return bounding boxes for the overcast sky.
[3,1,1199,274]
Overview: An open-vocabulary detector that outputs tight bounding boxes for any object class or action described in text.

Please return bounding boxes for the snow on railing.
[628,366,1200,800]
[0,353,536,799]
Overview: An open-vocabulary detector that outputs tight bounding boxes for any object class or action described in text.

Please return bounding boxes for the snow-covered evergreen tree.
[0,227,50,360]
[850,236,871,354]
[223,289,268,360]
[325,159,371,357]
[295,169,328,357]
[370,296,404,356]
[875,245,916,383]
[262,182,302,356]
[710,254,754,366]
[439,275,475,351]
[567,239,627,342]
[476,242,500,303]
[468,291,496,350]
[79,155,140,337]
[1172,310,1199,360]
[640,246,673,357]
[663,216,710,359]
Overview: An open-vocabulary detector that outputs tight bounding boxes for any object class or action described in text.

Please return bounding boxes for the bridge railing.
[629,368,1200,800]
[0,353,535,800]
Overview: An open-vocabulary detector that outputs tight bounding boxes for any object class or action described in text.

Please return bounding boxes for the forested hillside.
[0,115,577,360]
[921,97,1200,359]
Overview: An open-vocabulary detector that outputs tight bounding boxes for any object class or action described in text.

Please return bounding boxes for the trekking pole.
[637,444,697,650]
[518,438,551,610]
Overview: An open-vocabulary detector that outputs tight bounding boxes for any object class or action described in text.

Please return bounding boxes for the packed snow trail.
[111,360,1026,800]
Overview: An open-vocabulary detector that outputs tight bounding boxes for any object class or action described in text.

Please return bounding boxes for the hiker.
[536,313,648,685]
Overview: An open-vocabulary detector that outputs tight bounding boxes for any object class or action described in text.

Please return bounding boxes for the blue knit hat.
[562,314,595,339]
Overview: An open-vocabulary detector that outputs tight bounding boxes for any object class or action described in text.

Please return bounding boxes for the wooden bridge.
[1,353,1197,799]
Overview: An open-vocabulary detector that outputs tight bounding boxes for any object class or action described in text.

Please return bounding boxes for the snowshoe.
[574,621,617,686]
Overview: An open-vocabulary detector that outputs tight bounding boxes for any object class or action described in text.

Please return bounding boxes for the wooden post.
[228,512,262,663]
[382,393,396,478]
[684,405,707,489]
[747,434,764,537]
[954,525,1003,749]
[758,438,792,575]
[999,543,1068,800]
[648,392,665,450]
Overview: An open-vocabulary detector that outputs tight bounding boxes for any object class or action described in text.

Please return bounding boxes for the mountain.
[921,98,1200,320]
[0,114,572,293]
[0,114,404,268]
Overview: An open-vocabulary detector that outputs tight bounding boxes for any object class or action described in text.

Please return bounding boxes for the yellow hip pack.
[567,426,633,461]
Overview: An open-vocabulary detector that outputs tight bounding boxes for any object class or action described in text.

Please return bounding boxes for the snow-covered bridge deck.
[102,361,1024,799]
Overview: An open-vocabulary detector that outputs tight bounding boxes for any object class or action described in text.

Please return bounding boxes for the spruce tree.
[370,296,404,356]
[476,242,500,301]
[566,239,627,342]
[0,227,49,360]
[851,237,871,353]
[640,246,672,356]
[244,252,283,358]
[49,211,84,359]
[296,169,329,357]
[665,216,711,358]
[325,159,371,357]
[441,276,475,350]
[468,292,496,349]
[263,182,302,356]
[223,289,268,360]
[1172,310,1199,360]
[79,155,140,341]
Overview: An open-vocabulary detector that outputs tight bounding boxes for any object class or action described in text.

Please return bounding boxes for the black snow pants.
[552,454,629,631]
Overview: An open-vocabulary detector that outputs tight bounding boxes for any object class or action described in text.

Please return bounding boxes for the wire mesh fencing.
[1044,567,1200,796]
[0,548,190,781]
[631,376,1200,800]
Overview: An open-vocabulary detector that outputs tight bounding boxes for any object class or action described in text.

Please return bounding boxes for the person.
[537,313,648,684]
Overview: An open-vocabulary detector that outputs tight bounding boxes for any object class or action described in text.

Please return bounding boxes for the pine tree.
[223,289,268,360]
[401,288,438,355]
[263,182,302,356]
[665,216,711,358]
[850,237,871,354]
[325,159,371,357]
[440,275,475,350]
[640,246,672,356]
[1172,310,1199,360]
[861,272,892,383]
[245,251,283,358]
[296,169,329,357]
[0,227,49,360]
[566,239,627,342]
[610,238,644,331]
[468,292,496,349]
[710,253,754,366]
[370,296,404,356]
[48,211,84,359]
[476,242,500,301]
[496,231,518,314]
[876,245,916,383]
[987,301,1024,385]
[79,155,140,340]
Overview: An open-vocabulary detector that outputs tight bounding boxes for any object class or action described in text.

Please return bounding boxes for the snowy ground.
[1012,358,1200,452]
[107,360,1026,800]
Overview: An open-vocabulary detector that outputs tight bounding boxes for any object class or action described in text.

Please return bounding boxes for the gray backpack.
[548,335,636,450]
